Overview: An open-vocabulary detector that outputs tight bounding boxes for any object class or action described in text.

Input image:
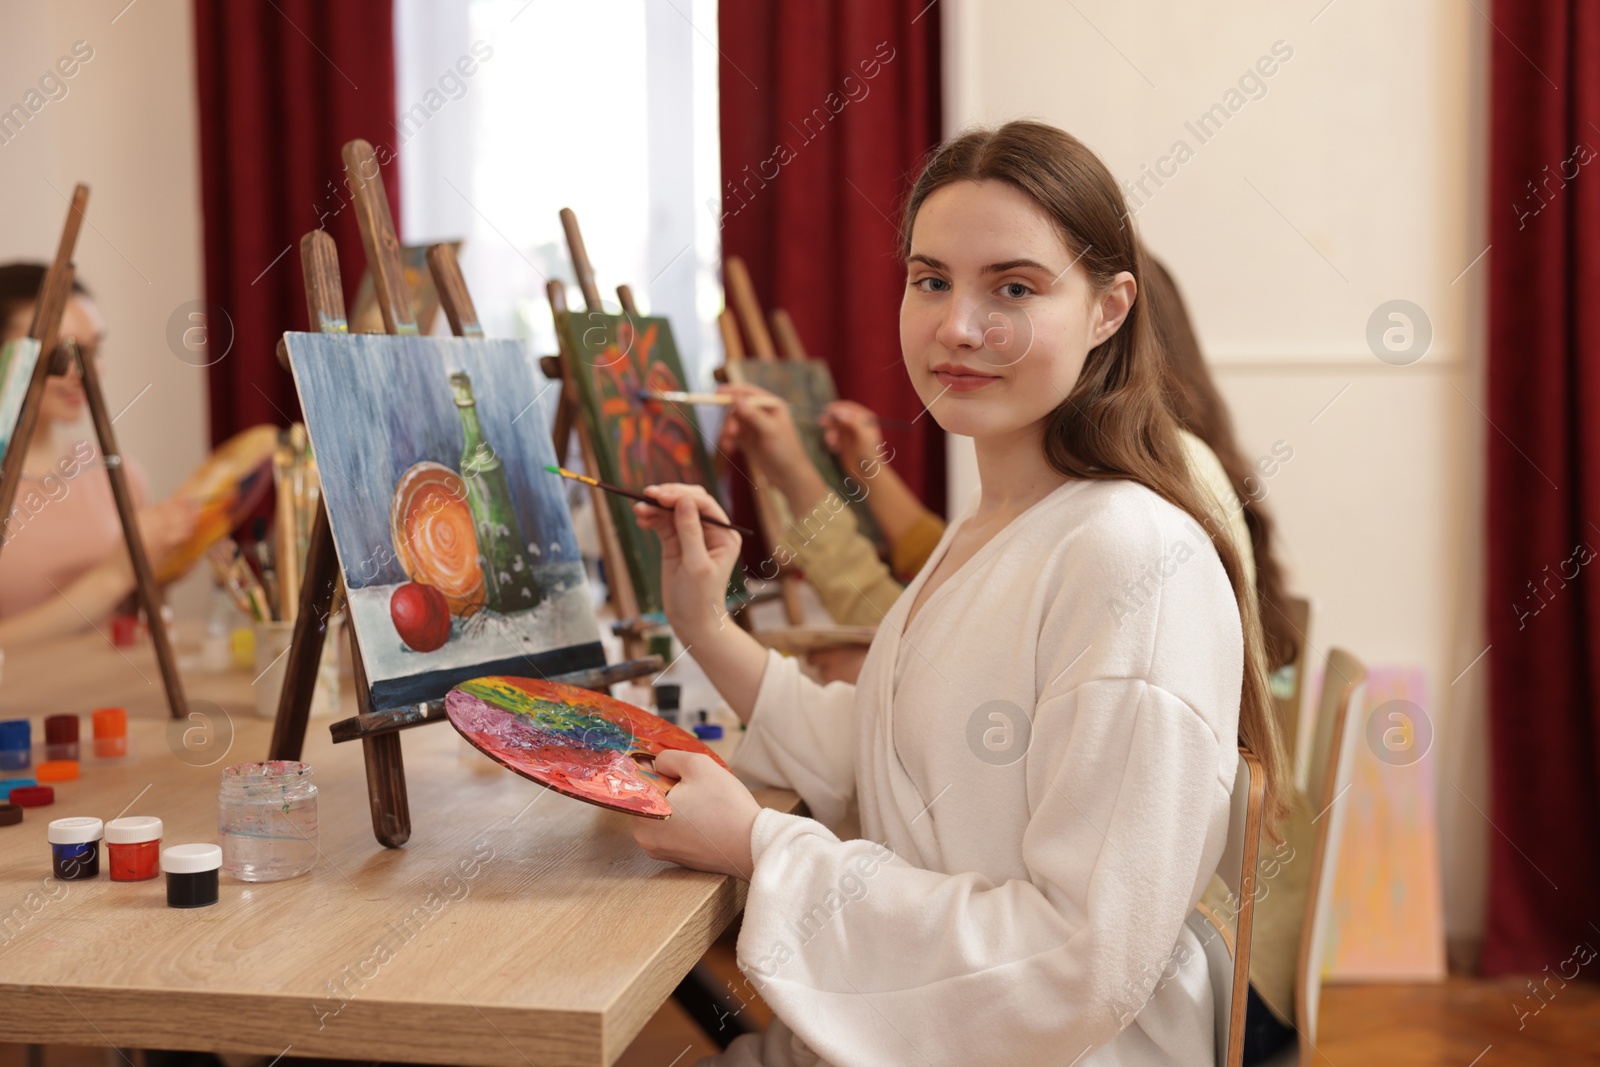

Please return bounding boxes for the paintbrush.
[207,541,271,622]
[638,389,737,406]
[639,388,917,429]
[544,464,755,537]
[206,545,255,618]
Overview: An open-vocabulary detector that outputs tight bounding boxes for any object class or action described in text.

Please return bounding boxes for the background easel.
[0,184,188,719]
[544,209,650,659]
[719,256,810,625]
[544,209,777,650]
[269,141,659,848]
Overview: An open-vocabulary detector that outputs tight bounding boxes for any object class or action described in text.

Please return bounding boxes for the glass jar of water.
[218,761,319,881]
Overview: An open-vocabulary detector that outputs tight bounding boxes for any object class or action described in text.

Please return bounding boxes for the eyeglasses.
[48,336,101,375]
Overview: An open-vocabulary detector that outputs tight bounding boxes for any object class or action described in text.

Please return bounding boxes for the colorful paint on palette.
[445,676,727,819]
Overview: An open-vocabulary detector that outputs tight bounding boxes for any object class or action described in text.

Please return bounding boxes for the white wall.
[0,0,210,608]
[944,0,1488,948]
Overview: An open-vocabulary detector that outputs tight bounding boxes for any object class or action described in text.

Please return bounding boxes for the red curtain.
[1483,2,1600,974]
[718,1,945,515]
[193,0,398,445]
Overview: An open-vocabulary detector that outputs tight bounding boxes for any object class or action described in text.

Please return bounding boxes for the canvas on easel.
[0,183,189,719]
[548,210,747,620]
[284,330,605,708]
[721,256,885,555]
[268,141,659,848]
[350,241,461,335]
[554,309,725,616]
[0,339,41,457]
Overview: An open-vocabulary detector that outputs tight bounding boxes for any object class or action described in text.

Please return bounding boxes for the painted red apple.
[390,581,451,652]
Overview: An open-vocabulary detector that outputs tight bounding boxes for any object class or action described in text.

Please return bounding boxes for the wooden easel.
[268,141,659,848]
[718,257,809,625]
[0,184,188,719]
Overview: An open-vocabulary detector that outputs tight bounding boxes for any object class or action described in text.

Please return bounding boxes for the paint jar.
[105,816,163,881]
[92,708,128,759]
[0,804,20,827]
[162,843,221,908]
[1,778,36,802]
[44,715,79,761]
[48,817,103,880]
[218,761,318,882]
[10,785,53,808]
[0,719,31,771]
[37,760,78,783]
[653,684,682,726]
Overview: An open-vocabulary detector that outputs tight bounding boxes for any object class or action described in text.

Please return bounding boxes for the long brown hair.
[1143,256,1299,672]
[902,122,1287,832]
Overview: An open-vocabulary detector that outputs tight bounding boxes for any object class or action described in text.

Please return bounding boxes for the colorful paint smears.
[445,676,726,818]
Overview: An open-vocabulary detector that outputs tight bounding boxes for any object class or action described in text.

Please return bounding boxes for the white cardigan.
[713,478,1243,1067]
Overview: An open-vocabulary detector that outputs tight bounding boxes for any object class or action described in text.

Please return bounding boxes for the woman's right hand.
[716,384,809,476]
[632,483,743,645]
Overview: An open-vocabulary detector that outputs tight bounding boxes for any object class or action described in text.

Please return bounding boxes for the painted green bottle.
[450,371,537,613]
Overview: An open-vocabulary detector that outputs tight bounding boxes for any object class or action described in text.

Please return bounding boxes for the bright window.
[394,0,723,390]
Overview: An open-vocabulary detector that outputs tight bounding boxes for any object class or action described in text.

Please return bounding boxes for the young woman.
[0,263,197,643]
[631,122,1286,1066]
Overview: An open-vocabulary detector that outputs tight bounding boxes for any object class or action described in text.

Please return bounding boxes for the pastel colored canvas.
[1322,665,1447,980]
[445,675,727,818]
[285,332,604,709]
[0,338,41,461]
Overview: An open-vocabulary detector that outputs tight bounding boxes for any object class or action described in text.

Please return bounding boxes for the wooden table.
[0,630,796,1066]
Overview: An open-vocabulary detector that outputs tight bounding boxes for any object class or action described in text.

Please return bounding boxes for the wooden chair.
[1271,594,1312,782]
[1187,747,1266,1067]
[1261,647,1368,1066]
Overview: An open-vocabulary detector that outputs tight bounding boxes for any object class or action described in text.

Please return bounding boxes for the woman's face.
[900,179,1134,444]
[1,294,103,426]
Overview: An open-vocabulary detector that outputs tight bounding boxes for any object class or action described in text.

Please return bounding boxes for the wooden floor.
[4,962,1597,1066]
[612,948,1600,1067]
[1314,975,1600,1066]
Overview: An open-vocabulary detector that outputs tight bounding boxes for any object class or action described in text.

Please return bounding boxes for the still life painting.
[285,333,604,708]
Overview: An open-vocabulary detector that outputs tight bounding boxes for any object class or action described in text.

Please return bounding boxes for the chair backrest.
[1295,647,1367,1056]
[1185,747,1266,1067]
[1272,595,1313,781]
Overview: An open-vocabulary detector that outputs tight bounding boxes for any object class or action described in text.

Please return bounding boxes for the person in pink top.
[0,263,198,643]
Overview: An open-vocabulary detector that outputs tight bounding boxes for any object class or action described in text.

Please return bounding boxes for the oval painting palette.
[157,424,279,582]
[445,676,727,818]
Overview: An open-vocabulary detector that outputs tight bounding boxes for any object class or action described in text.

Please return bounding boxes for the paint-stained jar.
[218,761,318,882]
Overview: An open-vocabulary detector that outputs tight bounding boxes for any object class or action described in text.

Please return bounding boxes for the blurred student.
[0,263,196,644]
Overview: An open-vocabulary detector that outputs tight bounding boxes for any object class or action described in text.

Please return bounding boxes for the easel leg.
[76,334,189,720]
[347,622,411,847]
[362,732,411,848]
[268,505,339,761]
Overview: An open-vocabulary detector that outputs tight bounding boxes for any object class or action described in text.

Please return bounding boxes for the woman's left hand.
[633,750,761,879]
